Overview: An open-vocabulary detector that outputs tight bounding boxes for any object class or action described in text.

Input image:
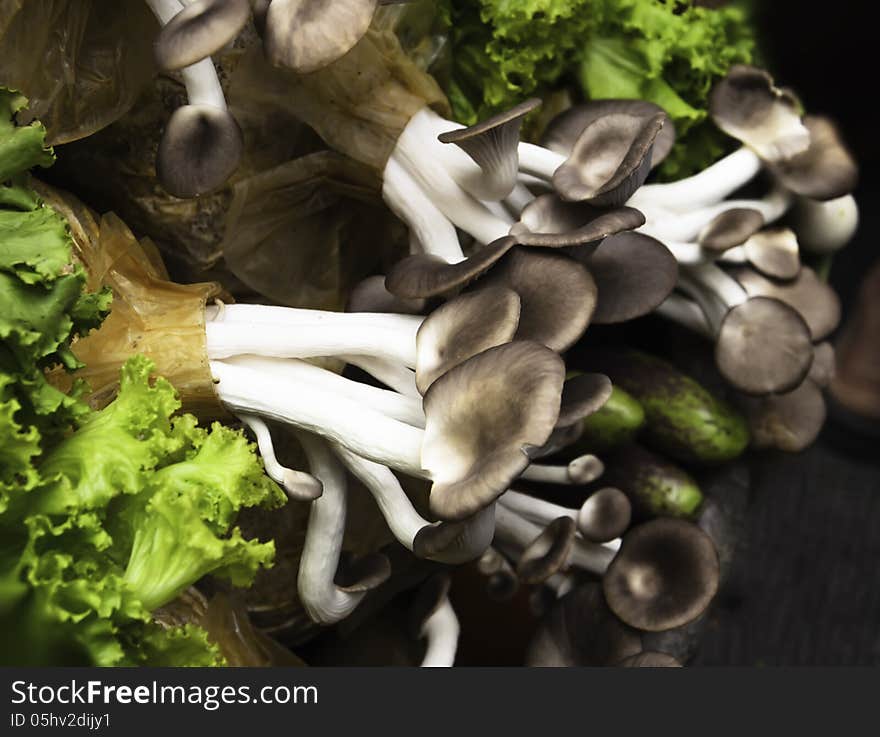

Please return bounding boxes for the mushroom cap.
[475,247,597,352]
[709,65,810,161]
[334,551,392,593]
[154,0,251,71]
[578,487,632,543]
[741,379,827,452]
[477,547,519,601]
[156,104,243,198]
[516,516,577,584]
[771,116,858,201]
[415,285,521,394]
[384,235,517,299]
[809,342,836,388]
[553,112,666,206]
[412,503,496,565]
[408,573,452,637]
[731,266,841,340]
[792,194,859,253]
[715,296,814,395]
[525,582,643,666]
[542,99,676,169]
[556,372,613,428]
[698,208,765,253]
[512,193,645,253]
[438,98,541,199]
[603,518,720,632]
[567,454,605,485]
[422,341,566,521]
[742,228,801,280]
[264,0,378,74]
[347,275,426,314]
[584,232,679,324]
[616,651,682,667]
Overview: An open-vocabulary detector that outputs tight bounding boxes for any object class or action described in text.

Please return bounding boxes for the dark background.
[690,1,880,665]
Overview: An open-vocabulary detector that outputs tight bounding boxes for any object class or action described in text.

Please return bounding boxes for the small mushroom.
[422,341,566,520]
[415,285,521,393]
[474,247,597,352]
[556,372,614,428]
[347,275,426,315]
[520,454,605,486]
[616,651,682,667]
[740,379,827,452]
[512,193,645,255]
[771,116,858,201]
[552,112,666,206]
[709,65,810,162]
[791,194,859,254]
[476,547,520,602]
[739,227,801,280]
[731,265,841,341]
[153,0,251,71]
[525,583,643,666]
[583,232,679,324]
[264,0,378,74]
[542,99,676,169]
[516,516,577,584]
[384,235,517,299]
[603,518,720,632]
[698,208,765,253]
[437,98,541,200]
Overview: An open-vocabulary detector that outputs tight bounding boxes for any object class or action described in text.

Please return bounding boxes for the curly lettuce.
[439,0,756,177]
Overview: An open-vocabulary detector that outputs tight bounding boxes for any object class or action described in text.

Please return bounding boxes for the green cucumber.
[574,385,646,453]
[604,444,704,520]
[584,349,749,464]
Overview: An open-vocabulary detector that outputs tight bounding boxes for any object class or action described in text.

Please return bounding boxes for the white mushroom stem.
[419,597,460,667]
[225,356,425,428]
[236,413,322,500]
[331,445,429,551]
[383,155,466,263]
[627,147,762,211]
[655,293,715,339]
[392,108,513,243]
[639,188,793,243]
[544,573,576,599]
[678,263,748,332]
[296,434,366,624]
[494,505,616,576]
[505,183,536,215]
[519,454,604,486]
[145,0,227,110]
[205,303,422,366]
[342,354,420,398]
[209,359,424,476]
[517,142,566,180]
[500,490,579,527]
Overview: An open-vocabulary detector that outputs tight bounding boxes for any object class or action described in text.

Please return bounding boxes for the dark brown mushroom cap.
[709,65,809,161]
[264,0,378,74]
[741,379,827,452]
[412,504,496,565]
[512,193,645,254]
[715,296,814,395]
[347,275,426,314]
[384,235,517,299]
[542,100,676,169]
[603,518,720,632]
[557,373,613,428]
[475,247,596,352]
[553,112,666,207]
[154,0,251,71]
[583,232,679,324]
[567,454,605,485]
[579,487,632,543]
[771,116,858,201]
[156,104,243,198]
[698,208,765,252]
[516,516,577,584]
[438,98,541,198]
[415,285,521,394]
[731,266,841,340]
[334,551,392,593]
[525,583,643,666]
[422,342,566,521]
[408,573,452,637]
[616,651,682,667]
[742,228,801,280]
[809,342,836,388]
